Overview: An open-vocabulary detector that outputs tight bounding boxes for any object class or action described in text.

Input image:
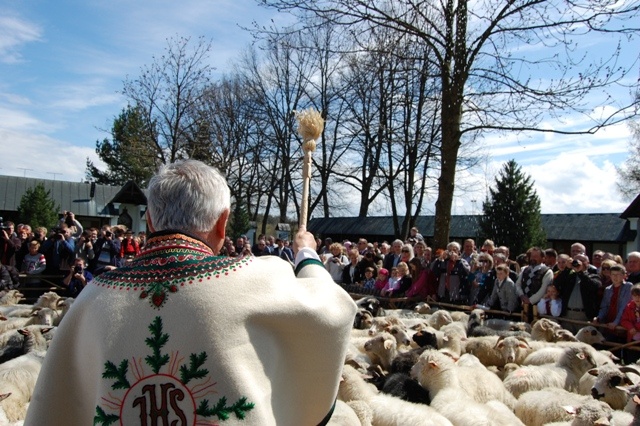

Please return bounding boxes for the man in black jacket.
[555,256,601,333]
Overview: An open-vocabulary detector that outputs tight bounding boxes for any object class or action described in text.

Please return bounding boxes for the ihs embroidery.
[95,316,255,425]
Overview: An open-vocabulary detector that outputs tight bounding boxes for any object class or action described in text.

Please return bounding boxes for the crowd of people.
[0,214,146,297]
[313,230,640,343]
[4,212,640,342]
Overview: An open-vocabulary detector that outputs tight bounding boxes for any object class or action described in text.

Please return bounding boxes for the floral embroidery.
[95,316,255,425]
[93,233,251,309]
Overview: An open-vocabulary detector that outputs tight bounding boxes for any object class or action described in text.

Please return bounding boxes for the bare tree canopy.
[258,0,640,248]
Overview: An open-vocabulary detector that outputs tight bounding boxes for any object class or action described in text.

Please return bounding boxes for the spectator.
[556,257,601,333]
[374,268,390,292]
[483,264,519,313]
[626,252,640,284]
[120,229,141,262]
[598,259,616,304]
[515,247,553,307]
[14,223,32,270]
[62,258,93,297]
[356,238,368,255]
[414,241,429,269]
[273,238,294,263]
[536,283,562,317]
[21,240,47,275]
[556,254,571,275]
[383,239,404,270]
[252,239,270,257]
[362,267,376,290]
[593,250,605,271]
[469,253,493,305]
[0,221,21,267]
[342,249,364,285]
[399,243,414,266]
[432,241,471,304]
[387,262,412,297]
[620,284,640,342]
[594,264,632,336]
[323,243,346,282]
[381,267,400,296]
[319,237,332,255]
[544,248,558,272]
[91,226,121,275]
[480,239,495,256]
[406,227,424,246]
[405,257,434,300]
[571,242,586,258]
[461,238,477,266]
[40,224,75,276]
[75,230,95,265]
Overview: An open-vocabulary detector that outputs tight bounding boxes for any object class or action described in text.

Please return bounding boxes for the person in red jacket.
[119,229,140,263]
[619,284,640,342]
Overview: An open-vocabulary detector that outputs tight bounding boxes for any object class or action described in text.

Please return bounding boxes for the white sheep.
[410,350,522,425]
[0,292,62,319]
[338,364,453,426]
[364,332,398,370]
[414,302,432,314]
[531,318,564,341]
[574,325,606,345]
[463,335,531,367]
[0,308,58,335]
[0,291,24,306]
[326,400,361,426]
[515,387,603,426]
[577,364,640,410]
[503,346,597,398]
[0,351,46,422]
[0,326,53,363]
[410,349,517,409]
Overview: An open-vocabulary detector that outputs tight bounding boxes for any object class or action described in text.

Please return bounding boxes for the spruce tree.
[16,183,60,229]
[229,201,251,239]
[479,160,546,257]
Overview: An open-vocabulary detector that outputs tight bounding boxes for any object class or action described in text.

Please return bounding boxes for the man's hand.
[293,225,316,254]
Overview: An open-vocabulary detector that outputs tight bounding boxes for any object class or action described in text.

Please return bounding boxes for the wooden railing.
[15,274,66,304]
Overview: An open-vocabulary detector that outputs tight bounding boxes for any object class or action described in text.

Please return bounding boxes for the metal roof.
[0,175,123,217]
[308,213,634,243]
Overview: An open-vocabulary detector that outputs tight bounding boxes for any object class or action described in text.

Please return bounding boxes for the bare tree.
[122,35,215,165]
[258,0,640,248]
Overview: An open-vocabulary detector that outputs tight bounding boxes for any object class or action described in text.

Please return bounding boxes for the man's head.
[357,238,368,251]
[557,254,571,271]
[392,239,403,255]
[544,248,558,267]
[627,252,640,274]
[147,160,230,251]
[592,250,604,268]
[526,247,544,266]
[571,242,586,258]
[463,239,475,256]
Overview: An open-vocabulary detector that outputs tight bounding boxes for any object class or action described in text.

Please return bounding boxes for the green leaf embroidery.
[179,351,208,385]
[102,359,130,390]
[145,316,170,373]
[196,396,255,420]
[94,406,120,426]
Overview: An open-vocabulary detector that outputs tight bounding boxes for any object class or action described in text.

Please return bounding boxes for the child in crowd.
[381,266,402,296]
[620,284,640,342]
[387,262,412,297]
[362,267,376,290]
[536,283,562,317]
[374,268,389,292]
[21,240,47,275]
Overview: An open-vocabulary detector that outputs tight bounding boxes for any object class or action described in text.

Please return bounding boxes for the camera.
[105,231,112,238]
[0,217,10,233]
[74,265,83,274]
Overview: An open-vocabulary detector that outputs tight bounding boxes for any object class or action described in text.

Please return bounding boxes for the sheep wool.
[25,231,357,426]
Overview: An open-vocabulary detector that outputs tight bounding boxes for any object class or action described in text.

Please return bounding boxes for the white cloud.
[0,128,103,182]
[0,15,41,63]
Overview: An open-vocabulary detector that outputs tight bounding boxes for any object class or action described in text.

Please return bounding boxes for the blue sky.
[0,0,638,215]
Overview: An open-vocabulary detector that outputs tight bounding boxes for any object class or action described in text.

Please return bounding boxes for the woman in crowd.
[325,243,348,283]
[342,248,364,285]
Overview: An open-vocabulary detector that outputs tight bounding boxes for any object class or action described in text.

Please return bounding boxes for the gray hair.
[447,241,461,252]
[147,160,231,234]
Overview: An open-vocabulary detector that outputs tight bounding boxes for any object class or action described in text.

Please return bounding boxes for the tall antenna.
[17,168,33,177]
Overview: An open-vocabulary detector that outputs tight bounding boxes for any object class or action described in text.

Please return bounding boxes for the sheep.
[0,326,53,364]
[503,346,598,398]
[354,309,374,330]
[380,372,430,404]
[485,318,532,332]
[411,326,441,349]
[0,351,46,422]
[524,344,615,367]
[367,316,404,336]
[354,296,382,317]
[578,364,640,410]
[543,399,634,426]
[364,332,398,370]
[531,317,564,341]
[0,308,58,335]
[463,335,531,367]
[0,292,62,319]
[410,350,522,425]
[411,349,517,409]
[387,325,412,347]
[426,309,453,330]
[450,310,469,324]
[338,364,453,426]
[574,325,606,345]
[515,387,604,426]
[0,291,24,306]
[345,400,373,426]
[389,346,430,375]
[414,302,432,314]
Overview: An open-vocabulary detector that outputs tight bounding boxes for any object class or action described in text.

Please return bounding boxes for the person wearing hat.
[27,159,357,426]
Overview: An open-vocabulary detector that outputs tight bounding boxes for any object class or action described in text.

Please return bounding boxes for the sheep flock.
[4,287,640,425]
[337,296,640,426]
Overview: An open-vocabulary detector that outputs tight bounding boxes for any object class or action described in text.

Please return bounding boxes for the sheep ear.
[576,352,586,360]
[0,393,10,402]
[594,417,611,426]
[0,315,6,321]
[41,327,54,334]
[17,328,30,336]
[588,368,599,376]
[384,340,394,350]
[428,360,439,369]
[562,405,578,415]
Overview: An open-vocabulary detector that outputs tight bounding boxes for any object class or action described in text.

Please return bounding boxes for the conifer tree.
[16,183,60,229]
[229,202,251,239]
[479,160,546,257]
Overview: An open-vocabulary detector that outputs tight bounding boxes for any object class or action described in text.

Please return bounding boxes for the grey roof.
[0,175,122,217]
[308,213,634,243]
